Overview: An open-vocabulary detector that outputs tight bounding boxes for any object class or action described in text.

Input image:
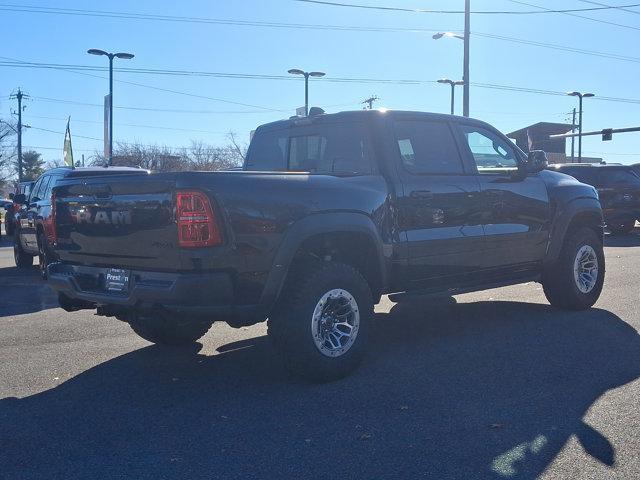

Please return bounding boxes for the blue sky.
[1,0,638,165]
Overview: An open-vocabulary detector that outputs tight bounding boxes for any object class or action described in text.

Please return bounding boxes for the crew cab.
[47,110,605,381]
[12,167,148,278]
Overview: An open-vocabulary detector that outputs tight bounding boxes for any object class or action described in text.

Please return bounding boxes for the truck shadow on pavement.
[0,265,58,317]
[604,230,640,247]
[1,300,639,480]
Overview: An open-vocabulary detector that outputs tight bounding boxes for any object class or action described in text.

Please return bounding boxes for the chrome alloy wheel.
[573,245,599,294]
[311,289,360,358]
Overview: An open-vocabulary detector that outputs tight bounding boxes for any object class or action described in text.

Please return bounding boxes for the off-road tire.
[37,231,53,280]
[268,260,373,382]
[128,312,212,346]
[543,227,605,310]
[608,220,635,235]
[13,234,34,268]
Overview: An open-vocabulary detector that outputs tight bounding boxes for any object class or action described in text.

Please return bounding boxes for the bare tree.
[187,140,242,171]
[90,137,246,173]
[0,121,16,188]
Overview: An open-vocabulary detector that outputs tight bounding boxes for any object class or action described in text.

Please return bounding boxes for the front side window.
[394,120,463,175]
[461,126,519,173]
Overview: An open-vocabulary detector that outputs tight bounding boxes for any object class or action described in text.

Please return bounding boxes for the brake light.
[176,190,222,248]
[47,191,58,245]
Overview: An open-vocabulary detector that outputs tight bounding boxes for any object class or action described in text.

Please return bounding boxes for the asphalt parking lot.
[0,229,639,480]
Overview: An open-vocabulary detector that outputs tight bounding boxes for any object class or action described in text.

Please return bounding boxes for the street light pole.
[87,49,135,165]
[463,0,470,117]
[567,91,595,162]
[432,1,470,117]
[437,79,464,115]
[288,68,326,116]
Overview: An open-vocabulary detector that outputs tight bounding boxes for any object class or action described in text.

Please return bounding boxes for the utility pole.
[570,108,576,162]
[462,0,470,117]
[362,95,379,110]
[10,89,29,182]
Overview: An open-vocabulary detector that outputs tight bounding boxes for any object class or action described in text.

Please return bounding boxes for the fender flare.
[258,212,388,313]
[545,197,603,264]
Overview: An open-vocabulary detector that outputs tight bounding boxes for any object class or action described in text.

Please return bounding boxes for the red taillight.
[47,191,57,245]
[176,190,222,248]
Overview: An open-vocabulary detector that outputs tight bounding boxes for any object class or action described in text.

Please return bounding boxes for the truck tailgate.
[54,175,181,270]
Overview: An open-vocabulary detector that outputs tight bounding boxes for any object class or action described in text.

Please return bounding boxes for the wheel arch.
[545,197,603,265]
[260,212,388,314]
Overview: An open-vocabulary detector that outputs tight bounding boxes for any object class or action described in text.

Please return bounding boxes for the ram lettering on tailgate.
[73,210,132,225]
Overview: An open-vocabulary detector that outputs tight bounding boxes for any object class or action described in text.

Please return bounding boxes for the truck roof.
[256,109,493,132]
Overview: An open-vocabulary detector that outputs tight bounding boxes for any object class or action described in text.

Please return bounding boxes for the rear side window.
[246,122,374,174]
[394,120,463,175]
[31,176,49,202]
[42,175,62,201]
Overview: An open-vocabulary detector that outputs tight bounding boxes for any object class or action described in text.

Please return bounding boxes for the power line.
[294,0,640,14]
[27,115,229,134]
[0,56,290,113]
[578,0,640,15]
[31,96,279,114]
[508,0,640,31]
[0,7,636,65]
[29,126,102,141]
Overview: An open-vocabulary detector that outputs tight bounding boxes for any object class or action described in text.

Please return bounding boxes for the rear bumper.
[47,262,236,317]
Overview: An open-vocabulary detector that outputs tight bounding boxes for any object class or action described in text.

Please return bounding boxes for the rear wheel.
[608,219,635,234]
[268,260,373,382]
[13,234,34,268]
[37,231,54,280]
[128,311,212,346]
[543,227,604,310]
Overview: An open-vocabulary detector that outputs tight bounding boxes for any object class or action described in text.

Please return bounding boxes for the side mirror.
[524,150,548,174]
[12,193,26,204]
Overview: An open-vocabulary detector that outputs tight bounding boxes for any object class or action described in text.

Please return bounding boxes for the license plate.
[105,268,131,293]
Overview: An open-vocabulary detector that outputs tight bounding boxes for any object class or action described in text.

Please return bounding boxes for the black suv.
[547,163,640,234]
[13,167,148,278]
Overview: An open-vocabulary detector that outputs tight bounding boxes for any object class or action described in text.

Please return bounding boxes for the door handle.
[410,190,434,200]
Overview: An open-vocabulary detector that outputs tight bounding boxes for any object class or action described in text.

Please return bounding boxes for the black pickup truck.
[48,110,605,381]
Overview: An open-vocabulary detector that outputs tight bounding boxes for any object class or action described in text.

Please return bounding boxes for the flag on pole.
[63,117,74,168]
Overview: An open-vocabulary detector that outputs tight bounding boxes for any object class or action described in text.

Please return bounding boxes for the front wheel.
[13,234,34,268]
[543,227,605,310]
[268,261,373,382]
[128,311,212,346]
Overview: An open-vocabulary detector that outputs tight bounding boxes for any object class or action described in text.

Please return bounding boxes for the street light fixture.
[288,68,326,116]
[437,79,465,115]
[87,48,135,165]
[432,32,464,41]
[567,91,595,162]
